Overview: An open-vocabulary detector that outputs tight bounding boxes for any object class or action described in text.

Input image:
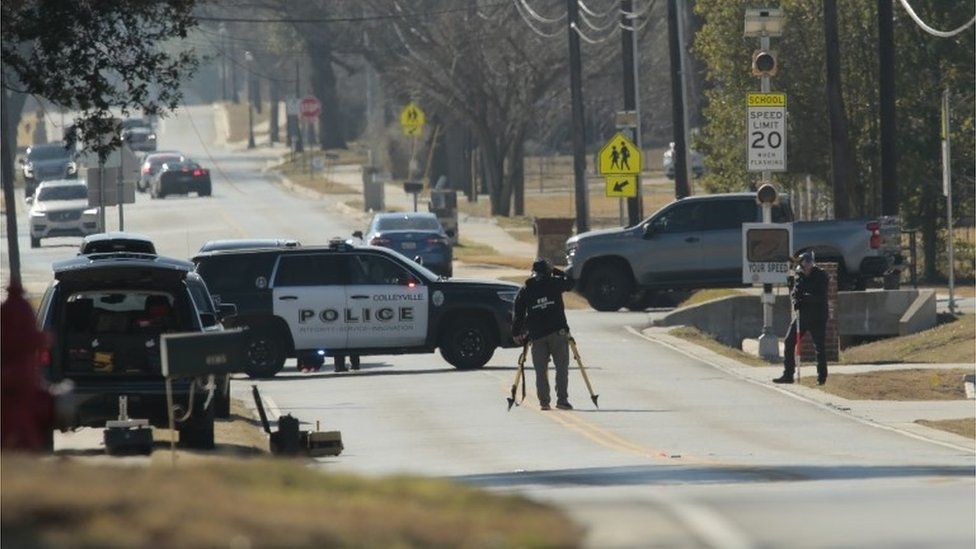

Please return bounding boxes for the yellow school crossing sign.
[400,102,426,137]
[598,132,641,175]
[605,175,637,198]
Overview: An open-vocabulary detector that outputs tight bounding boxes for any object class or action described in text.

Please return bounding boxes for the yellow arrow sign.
[400,102,426,136]
[605,175,637,198]
[598,132,641,176]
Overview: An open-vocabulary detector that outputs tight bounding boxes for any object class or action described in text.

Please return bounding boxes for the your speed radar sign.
[747,93,787,172]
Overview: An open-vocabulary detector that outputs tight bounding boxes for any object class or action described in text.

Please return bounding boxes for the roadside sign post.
[598,132,641,222]
[399,102,426,182]
[942,88,956,314]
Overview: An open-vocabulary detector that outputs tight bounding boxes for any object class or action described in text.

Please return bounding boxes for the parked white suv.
[28,180,101,248]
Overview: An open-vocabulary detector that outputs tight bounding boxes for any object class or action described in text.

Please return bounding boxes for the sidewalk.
[638,326,976,452]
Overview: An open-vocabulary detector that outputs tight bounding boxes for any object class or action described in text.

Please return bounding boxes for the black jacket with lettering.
[791,265,829,320]
[512,270,575,341]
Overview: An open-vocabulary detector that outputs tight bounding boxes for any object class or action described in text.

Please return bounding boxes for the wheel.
[625,290,658,311]
[178,404,215,450]
[30,236,40,249]
[439,316,495,369]
[199,186,211,197]
[244,327,286,378]
[883,271,901,290]
[584,263,633,312]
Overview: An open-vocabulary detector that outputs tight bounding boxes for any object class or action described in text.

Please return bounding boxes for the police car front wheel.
[439,317,496,370]
[245,328,286,378]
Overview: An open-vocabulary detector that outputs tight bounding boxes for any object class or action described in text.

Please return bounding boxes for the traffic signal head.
[752,49,778,77]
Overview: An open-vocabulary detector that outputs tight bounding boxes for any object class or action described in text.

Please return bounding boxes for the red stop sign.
[299,95,321,119]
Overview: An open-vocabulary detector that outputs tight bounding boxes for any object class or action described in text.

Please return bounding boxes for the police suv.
[193,240,521,377]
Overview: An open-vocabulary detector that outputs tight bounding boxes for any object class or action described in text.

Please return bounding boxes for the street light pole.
[246,51,256,149]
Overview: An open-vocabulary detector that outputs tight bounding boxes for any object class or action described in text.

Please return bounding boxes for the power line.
[571,21,616,44]
[516,0,566,23]
[577,0,616,19]
[512,0,565,38]
[579,8,618,32]
[195,2,509,24]
[896,0,975,38]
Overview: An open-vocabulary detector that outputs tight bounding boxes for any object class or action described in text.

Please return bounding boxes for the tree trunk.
[823,0,854,219]
[269,79,280,143]
[481,142,507,216]
[309,55,345,150]
[1,87,27,286]
[508,136,526,216]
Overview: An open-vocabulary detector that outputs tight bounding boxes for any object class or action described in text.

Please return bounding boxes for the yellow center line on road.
[214,205,247,237]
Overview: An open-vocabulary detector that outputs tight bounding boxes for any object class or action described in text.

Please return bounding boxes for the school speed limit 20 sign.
[747,93,787,172]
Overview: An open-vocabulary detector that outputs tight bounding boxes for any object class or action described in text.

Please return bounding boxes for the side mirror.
[218,303,238,319]
[445,229,456,238]
[642,224,656,239]
[200,312,219,328]
[352,230,363,240]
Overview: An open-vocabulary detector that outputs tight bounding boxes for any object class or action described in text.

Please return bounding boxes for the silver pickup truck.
[565,193,902,311]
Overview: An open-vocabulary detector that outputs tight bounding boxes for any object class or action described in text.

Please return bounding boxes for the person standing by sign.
[512,259,576,410]
[773,252,829,385]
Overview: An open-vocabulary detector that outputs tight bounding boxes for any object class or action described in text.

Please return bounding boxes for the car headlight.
[24,163,34,177]
[66,161,77,175]
[30,210,46,217]
[497,290,518,303]
[84,208,98,216]
[148,133,157,140]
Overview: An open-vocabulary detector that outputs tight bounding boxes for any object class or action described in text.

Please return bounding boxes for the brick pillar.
[800,262,839,362]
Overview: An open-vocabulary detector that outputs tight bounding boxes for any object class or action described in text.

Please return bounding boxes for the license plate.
[401,242,417,250]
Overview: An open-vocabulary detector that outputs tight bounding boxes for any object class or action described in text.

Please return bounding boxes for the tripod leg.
[568,337,599,408]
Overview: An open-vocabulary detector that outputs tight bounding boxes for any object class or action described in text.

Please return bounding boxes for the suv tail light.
[141,165,150,174]
[193,169,203,176]
[370,237,391,246]
[426,237,447,245]
[867,221,881,249]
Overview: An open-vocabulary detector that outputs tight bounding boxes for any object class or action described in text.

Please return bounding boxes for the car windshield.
[38,186,87,201]
[28,146,70,162]
[121,119,149,129]
[376,216,441,232]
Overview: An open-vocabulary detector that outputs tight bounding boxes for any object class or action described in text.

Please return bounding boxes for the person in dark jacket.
[512,258,576,410]
[774,252,830,385]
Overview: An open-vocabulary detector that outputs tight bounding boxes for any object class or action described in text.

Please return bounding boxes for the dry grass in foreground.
[799,368,973,400]
[841,315,976,365]
[915,418,976,440]
[453,239,535,271]
[1,456,580,549]
[668,326,770,367]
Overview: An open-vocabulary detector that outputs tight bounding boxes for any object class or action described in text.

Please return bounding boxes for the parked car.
[122,126,157,152]
[21,142,78,198]
[27,180,100,248]
[150,160,211,198]
[138,151,184,192]
[361,212,454,277]
[121,118,153,131]
[36,253,226,448]
[565,193,903,311]
[198,239,301,253]
[192,240,519,377]
[663,143,706,179]
[80,232,157,255]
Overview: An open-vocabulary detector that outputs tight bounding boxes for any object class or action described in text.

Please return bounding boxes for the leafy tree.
[1,0,199,284]
[693,0,973,279]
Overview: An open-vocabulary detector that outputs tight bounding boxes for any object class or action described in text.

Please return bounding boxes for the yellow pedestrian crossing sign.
[605,175,637,198]
[598,132,641,175]
[400,102,426,137]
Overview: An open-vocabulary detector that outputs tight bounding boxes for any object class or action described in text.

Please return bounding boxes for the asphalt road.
[5,105,974,548]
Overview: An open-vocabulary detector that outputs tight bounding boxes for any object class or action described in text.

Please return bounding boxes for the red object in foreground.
[1,282,53,452]
[299,95,322,119]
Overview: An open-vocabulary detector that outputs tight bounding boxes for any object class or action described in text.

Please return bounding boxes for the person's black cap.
[799,251,815,264]
[532,258,552,276]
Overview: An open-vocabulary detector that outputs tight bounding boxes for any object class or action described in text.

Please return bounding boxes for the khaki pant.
[531,329,569,405]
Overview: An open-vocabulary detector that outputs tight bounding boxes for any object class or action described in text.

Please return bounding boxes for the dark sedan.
[20,142,78,198]
[138,151,184,192]
[362,212,454,277]
[150,160,211,199]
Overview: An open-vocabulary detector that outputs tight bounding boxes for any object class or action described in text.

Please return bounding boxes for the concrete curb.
[631,325,975,453]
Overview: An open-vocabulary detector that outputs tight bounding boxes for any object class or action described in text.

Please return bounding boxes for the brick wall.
[800,262,840,362]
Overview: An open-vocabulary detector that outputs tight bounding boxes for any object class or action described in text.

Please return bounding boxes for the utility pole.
[666,0,690,199]
[294,60,303,153]
[1,86,21,286]
[246,51,256,149]
[621,0,643,225]
[219,24,228,102]
[230,40,239,104]
[823,0,852,219]
[878,0,898,216]
[567,0,589,234]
